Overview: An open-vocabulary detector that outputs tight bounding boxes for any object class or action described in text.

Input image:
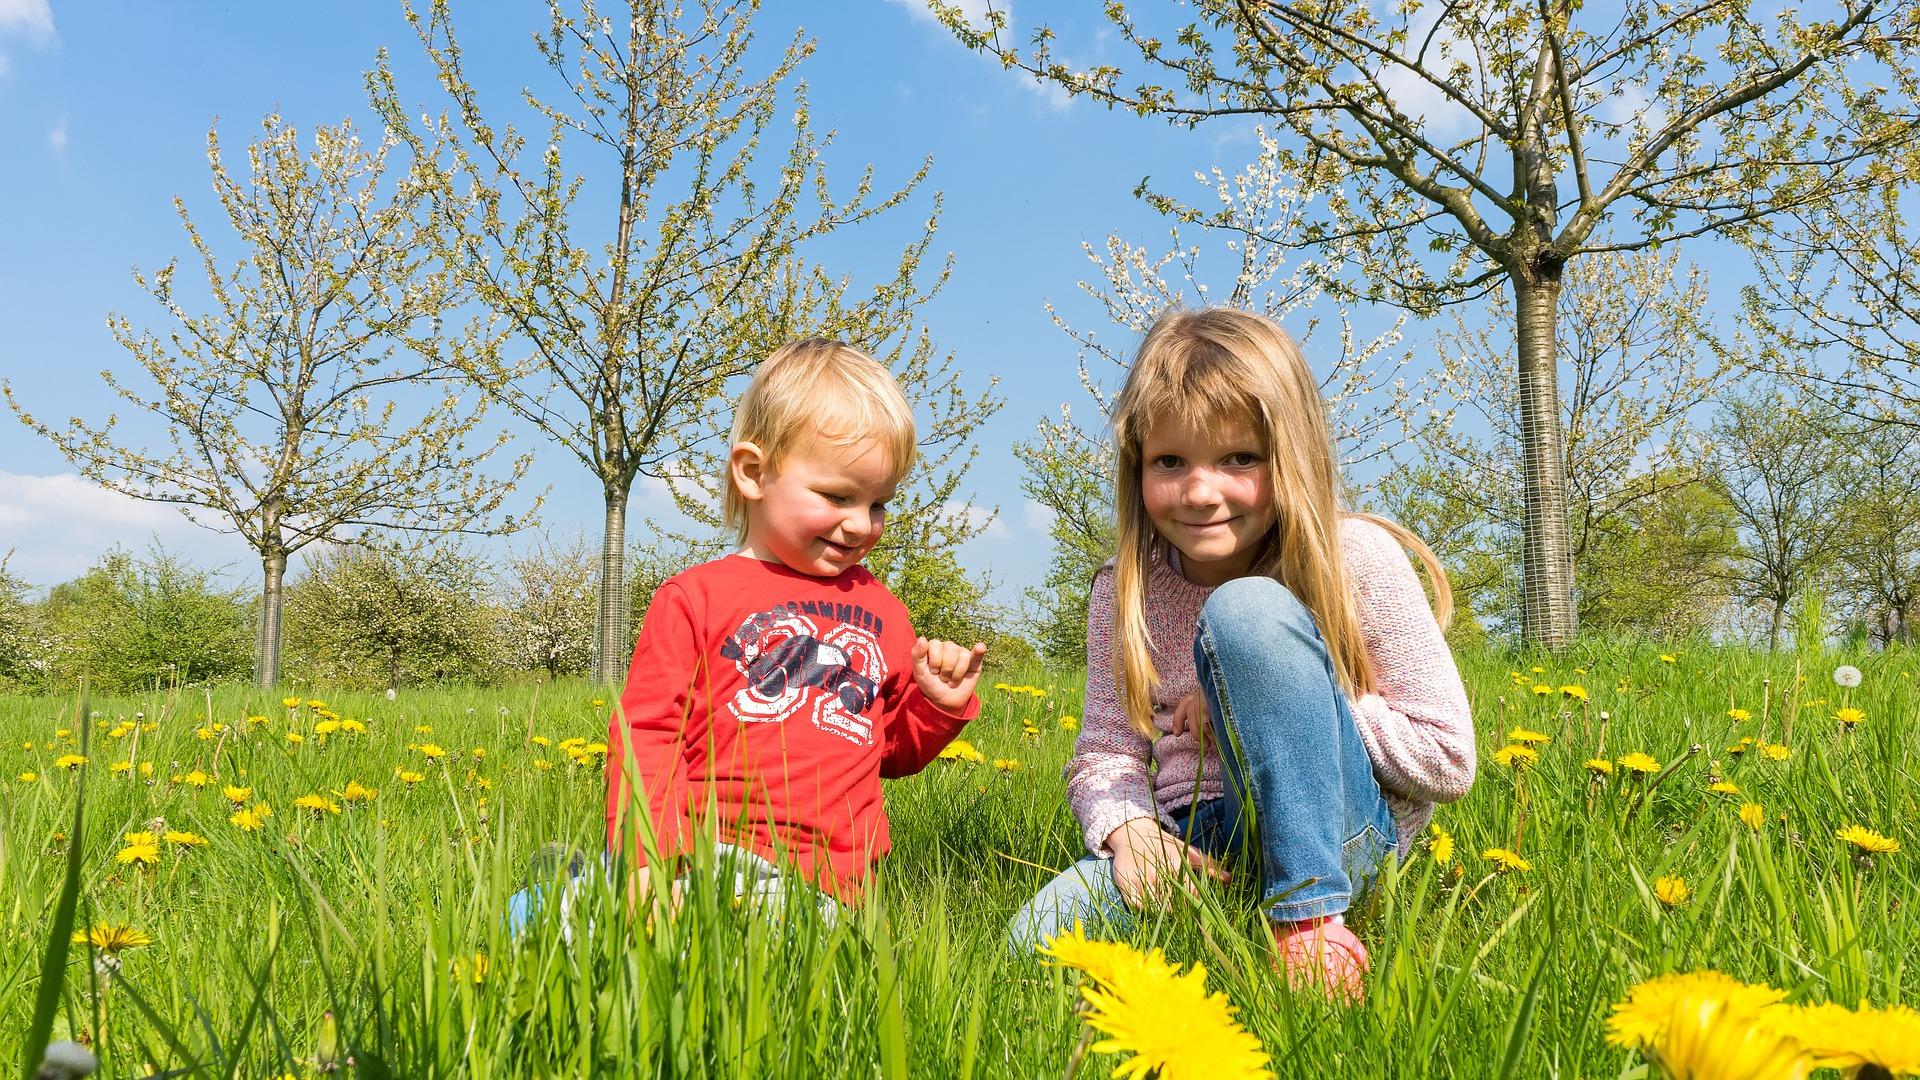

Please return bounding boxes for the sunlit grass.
[2,643,1915,1076]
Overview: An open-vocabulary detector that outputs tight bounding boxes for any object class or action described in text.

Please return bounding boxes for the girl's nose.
[1183,469,1222,504]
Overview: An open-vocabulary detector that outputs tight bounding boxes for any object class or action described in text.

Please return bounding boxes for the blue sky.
[0,1,1742,612]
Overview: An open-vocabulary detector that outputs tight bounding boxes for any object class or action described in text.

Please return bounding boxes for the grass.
[1,641,1916,1077]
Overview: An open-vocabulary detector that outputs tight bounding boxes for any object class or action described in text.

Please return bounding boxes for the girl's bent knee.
[1201,576,1308,629]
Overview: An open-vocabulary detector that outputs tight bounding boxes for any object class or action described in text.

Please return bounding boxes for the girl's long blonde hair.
[1110,308,1452,739]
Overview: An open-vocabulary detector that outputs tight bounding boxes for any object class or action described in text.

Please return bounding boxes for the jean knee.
[1200,576,1310,635]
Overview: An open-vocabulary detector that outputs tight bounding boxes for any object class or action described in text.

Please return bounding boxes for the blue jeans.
[1008,576,1396,951]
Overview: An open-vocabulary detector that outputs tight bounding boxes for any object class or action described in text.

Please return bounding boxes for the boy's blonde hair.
[1108,308,1453,740]
[724,339,917,540]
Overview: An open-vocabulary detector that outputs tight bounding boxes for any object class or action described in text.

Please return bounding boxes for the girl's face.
[1140,412,1274,587]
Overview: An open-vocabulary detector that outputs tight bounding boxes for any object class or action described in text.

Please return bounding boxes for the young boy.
[603,338,986,907]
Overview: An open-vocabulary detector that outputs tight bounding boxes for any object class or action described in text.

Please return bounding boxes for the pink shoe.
[1269,917,1369,1001]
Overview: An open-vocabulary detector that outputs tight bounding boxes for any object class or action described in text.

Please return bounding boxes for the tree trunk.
[594,487,631,686]
[1767,602,1784,653]
[1513,271,1576,649]
[256,551,286,690]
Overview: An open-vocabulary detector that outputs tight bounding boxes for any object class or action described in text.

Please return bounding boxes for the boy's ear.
[729,441,769,500]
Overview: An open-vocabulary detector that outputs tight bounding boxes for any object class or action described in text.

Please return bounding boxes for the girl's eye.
[822,493,849,506]
[1226,452,1261,467]
[1153,455,1183,470]
[871,502,888,516]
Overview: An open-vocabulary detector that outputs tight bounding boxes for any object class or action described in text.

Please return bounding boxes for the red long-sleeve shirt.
[604,554,978,900]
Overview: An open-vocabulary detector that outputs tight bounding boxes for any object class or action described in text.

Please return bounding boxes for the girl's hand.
[911,637,987,713]
[1106,817,1229,910]
[1167,689,1210,741]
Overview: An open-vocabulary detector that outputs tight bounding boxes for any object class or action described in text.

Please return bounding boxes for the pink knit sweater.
[1067,516,1477,859]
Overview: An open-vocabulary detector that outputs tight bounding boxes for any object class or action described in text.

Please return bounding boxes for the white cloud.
[884,0,1006,28]
[0,0,53,44]
[1021,498,1057,535]
[0,471,254,586]
[1601,82,1666,130]
[47,115,66,154]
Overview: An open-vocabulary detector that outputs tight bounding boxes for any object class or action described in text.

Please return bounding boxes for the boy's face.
[732,431,898,577]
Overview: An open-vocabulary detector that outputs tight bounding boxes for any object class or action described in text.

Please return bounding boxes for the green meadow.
[3,643,1916,1077]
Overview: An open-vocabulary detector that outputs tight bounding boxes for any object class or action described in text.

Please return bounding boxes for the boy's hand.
[911,637,987,713]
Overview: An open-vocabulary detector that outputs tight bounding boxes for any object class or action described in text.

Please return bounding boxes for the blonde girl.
[1008,307,1476,997]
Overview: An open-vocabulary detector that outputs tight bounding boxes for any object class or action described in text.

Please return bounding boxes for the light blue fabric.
[506,842,839,939]
[1008,576,1396,951]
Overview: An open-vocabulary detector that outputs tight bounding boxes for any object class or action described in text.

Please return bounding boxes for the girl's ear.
[729,441,769,501]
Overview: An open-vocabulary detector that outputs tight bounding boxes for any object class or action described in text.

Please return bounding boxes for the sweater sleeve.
[1343,520,1478,805]
[880,683,980,777]
[605,581,703,866]
[1066,567,1168,857]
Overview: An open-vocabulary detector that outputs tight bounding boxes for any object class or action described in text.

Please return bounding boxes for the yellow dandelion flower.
[109,761,132,774]
[1659,654,1677,663]
[590,698,606,707]
[116,841,161,866]
[1605,970,1788,1051]
[993,758,1023,772]
[1835,825,1898,855]
[1739,803,1765,830]
[313,720,340,736]
[1617,752,1662,775]
[1728,707,1752,722]
[1530,683,1553,696]
[70,924,152,953]
[222,785,253,804]
[1832,707,1865,727]
[17,771,38,782]
[1428,822,1455,867]
[1060,715,1079,730]
[1483,847,1531,873]
[1708,781,1740,795]
[414,724,433,734]
[938,739,986,764]
[1038,922,1165,987]
[294,794,342,815]
[343,780,378,802]
[417,743,446,762]
[1530,666,1546,674]
[285,732,304,745]
[530,735,552,747]
[1507,727,1550,745]
[1585,758,1615,776]
[470,747,487,760]
[1782,1001,1920,1075]
[123,831,156,845]
[305,699,325,709]
[396,769,425,785]
[230,807,266,831]
[1560,684,1589,701]
[1080,957,1273,1080]
[55,754,87,770]
[246,714,269,726]
[1654,876,1690,907]
[1761,743,1790,761]
[163,830,208,848]
[176,769,211,787]
[533,759,553,771]
[1492,744,1539,768]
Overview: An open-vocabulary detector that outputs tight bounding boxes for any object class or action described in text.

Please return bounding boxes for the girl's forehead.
[1142,409,1264,449]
